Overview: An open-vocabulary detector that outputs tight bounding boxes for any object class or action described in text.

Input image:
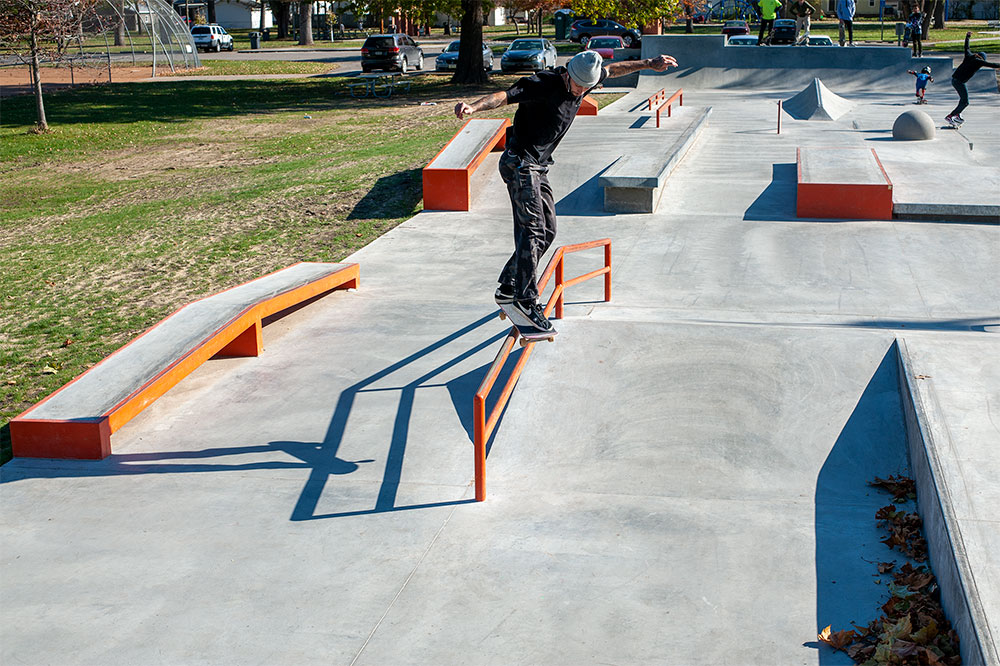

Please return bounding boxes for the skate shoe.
[512,300,555,334]
[945,115,955,125]
[494,284,516,305]
[953,115,965,126]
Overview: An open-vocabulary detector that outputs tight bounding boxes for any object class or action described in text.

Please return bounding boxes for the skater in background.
[907,6,924,57]
[454,51,678,336]
[757,0,782,45]
[790,0,816,45]
[907,66,933,104]
[837,0,855,46]
[946,31,1000,126]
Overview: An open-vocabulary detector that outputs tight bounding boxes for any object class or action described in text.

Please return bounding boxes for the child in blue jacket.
[907,66,933,104]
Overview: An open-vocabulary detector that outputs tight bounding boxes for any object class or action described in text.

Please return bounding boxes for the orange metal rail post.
[647,88,667,110]
[473,239,611,502]
[655,89,684,128]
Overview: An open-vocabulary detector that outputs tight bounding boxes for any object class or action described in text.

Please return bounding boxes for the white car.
[191,24,234,52]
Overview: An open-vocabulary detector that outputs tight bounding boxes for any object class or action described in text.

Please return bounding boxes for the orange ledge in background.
[422,118,510,211]
[577,95,599,116]
[10,262,359,460]
[796,147,893,220]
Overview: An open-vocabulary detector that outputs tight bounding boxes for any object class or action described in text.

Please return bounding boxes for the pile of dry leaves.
[818,476,961,665]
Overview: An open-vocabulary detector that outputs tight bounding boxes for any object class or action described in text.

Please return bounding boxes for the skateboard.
[497,302,557,346]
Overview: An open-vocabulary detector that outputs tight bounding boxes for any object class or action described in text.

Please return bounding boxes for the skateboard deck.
[497,302,557,346]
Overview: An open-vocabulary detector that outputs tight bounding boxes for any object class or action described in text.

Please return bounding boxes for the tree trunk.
[29,31,48,131]
[208,0,216,23]
[453,0,486,83]
[260,0,266,30]
[931,0,944,30]
[272,1,290,38]
[298,1,313,44]
[114,1,126,46]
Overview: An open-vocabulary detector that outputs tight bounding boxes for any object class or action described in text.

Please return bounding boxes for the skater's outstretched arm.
[455,91,508,120]
[605,54,678,79]
[964,32,972,57]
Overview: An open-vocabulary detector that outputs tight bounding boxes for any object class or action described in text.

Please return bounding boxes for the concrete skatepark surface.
[2,66,999,664]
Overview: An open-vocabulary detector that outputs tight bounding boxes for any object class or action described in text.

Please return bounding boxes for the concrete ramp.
[783,78,854,121]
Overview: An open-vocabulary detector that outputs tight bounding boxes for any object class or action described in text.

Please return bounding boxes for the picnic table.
[348,72,411,98]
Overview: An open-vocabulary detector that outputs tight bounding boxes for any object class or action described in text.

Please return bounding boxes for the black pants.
[498,150,556,303]
[950,77,969,116]
[838,19,853,45]
[911,32,922,56]
[758,19,774,44]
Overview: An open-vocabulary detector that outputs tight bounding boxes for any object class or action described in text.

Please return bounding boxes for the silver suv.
[191,24,234,53]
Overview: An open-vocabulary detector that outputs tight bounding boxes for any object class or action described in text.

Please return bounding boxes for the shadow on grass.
[0,76,518,129]
[348,169,423,220]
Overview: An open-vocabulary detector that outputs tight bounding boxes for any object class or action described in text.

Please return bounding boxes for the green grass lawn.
[169,59,339,76]
[0,74,527,464]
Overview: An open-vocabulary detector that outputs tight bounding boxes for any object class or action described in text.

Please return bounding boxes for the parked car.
[500,38,557,72]
[721,20,750,37]
[727,34,759,45]
[585,35,624,59]
[191,24,234,52]
[435,40,494,71]
[569,19,640,47]
[807,34,835,45]
[770,18,797,44]
[361,34,423,73]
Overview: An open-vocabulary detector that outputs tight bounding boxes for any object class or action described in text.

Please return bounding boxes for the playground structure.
[0,0,199,85]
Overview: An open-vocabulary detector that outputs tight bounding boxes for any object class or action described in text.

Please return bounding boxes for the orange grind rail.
[11,263,359,460]
[655,89,684,128]
[473,239,612,502]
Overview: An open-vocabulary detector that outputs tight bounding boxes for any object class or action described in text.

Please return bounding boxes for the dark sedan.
[569,19,640,47]
[500,38,557,72]
[360,34,423,73]
[435,40,494,71]
[721,20,750,36]
[770,19,797,45]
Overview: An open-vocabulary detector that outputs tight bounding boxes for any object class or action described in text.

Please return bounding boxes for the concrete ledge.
[797,147,893,219]
[10,262,360,460]
[895,339,996,666]
[598,105,711,213]
[892,202,1000,224]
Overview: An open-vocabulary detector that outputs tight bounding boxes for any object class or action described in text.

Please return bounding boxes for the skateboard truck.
[498,310,555,345]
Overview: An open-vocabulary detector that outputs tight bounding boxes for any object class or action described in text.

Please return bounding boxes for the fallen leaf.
[41,365,57,374]
[878,561,896,574]
[818,626,855,651]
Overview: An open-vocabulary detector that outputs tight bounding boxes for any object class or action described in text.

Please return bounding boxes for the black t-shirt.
[504,66,607,165]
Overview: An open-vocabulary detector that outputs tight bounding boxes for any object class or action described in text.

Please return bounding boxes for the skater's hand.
[455,102,474,120]
[648,54,679,71]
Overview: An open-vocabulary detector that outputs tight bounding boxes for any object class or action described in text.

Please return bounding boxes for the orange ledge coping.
[422,118,510,212]
[577,94,599,116]
[10,262,359,460]
[796,147,893,220]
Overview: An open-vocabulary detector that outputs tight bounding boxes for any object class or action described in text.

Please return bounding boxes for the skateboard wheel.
[498,311,507,321]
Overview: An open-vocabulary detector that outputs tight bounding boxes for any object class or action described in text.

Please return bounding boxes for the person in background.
[907,5,924,57]
[907,66,933,104]
[758,0,782,45]
[837,0,855,46]
[946,31,1000,126]
[790,0,817,45]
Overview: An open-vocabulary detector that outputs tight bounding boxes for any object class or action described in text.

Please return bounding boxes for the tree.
[298,0,314,44]
[679,0,710,31]
[453,0,487,83]
[0,0,100,131]
[570,0,682,30]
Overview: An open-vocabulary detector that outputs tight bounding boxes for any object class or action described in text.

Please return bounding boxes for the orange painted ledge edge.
[10,262,360,460]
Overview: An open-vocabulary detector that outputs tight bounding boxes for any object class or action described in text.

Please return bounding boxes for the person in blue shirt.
[907,66,933,104]
[836,0,855,46]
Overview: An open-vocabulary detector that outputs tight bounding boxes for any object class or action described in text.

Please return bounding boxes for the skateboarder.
[789,0,816,45]
[906,6,924,57]
[454,50,678,338]
[946,32,1000,126]
[907,66,933,104]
